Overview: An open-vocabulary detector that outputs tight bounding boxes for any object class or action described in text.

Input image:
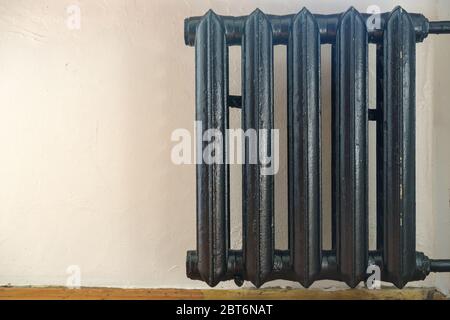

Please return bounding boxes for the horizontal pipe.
[429,21,450,34]
[185,10,433,46]
[430,260,450,272]
[187,249,442,285]
[228,95,242,108]
[368,109,378,121]
[229,94,379,122]
[187,250,292,283]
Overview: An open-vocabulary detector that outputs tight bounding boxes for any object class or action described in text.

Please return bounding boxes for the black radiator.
[184,6,450,288]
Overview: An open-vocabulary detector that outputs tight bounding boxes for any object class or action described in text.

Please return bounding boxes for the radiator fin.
[242,9,274,288]
[383,6,416,288]
[195,11,229,287]
[287,8,321,288]
[333,7,369,288]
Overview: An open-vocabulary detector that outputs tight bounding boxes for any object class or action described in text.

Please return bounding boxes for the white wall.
[0,0,448,292]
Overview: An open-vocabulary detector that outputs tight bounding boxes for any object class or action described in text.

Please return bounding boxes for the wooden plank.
[0,287,447,300]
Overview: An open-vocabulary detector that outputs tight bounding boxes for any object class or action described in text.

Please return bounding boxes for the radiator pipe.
[187,250,449,287]
[430,260,450,272]
[429,21,450,34]
[185,11,440,46]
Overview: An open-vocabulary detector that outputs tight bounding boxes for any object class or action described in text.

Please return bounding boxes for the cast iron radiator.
[184,7,450,288]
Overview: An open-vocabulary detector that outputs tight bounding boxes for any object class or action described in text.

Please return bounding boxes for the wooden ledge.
[0,287,448,300]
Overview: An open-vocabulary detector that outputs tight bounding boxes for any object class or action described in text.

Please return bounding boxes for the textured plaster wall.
[0,0,448,292]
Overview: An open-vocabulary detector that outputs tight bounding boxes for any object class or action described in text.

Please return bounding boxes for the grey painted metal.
[333,8,369,288]
[185,7,450,289]
[242,9,274,288]
[287,8,321,288]
[382,7,417,289]
[430,260,450,272]
[185,12,450,46]
[428,21,450,34]
[194,11,229,287]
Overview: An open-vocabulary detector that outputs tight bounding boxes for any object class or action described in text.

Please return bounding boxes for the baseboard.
[0,287,447,300]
